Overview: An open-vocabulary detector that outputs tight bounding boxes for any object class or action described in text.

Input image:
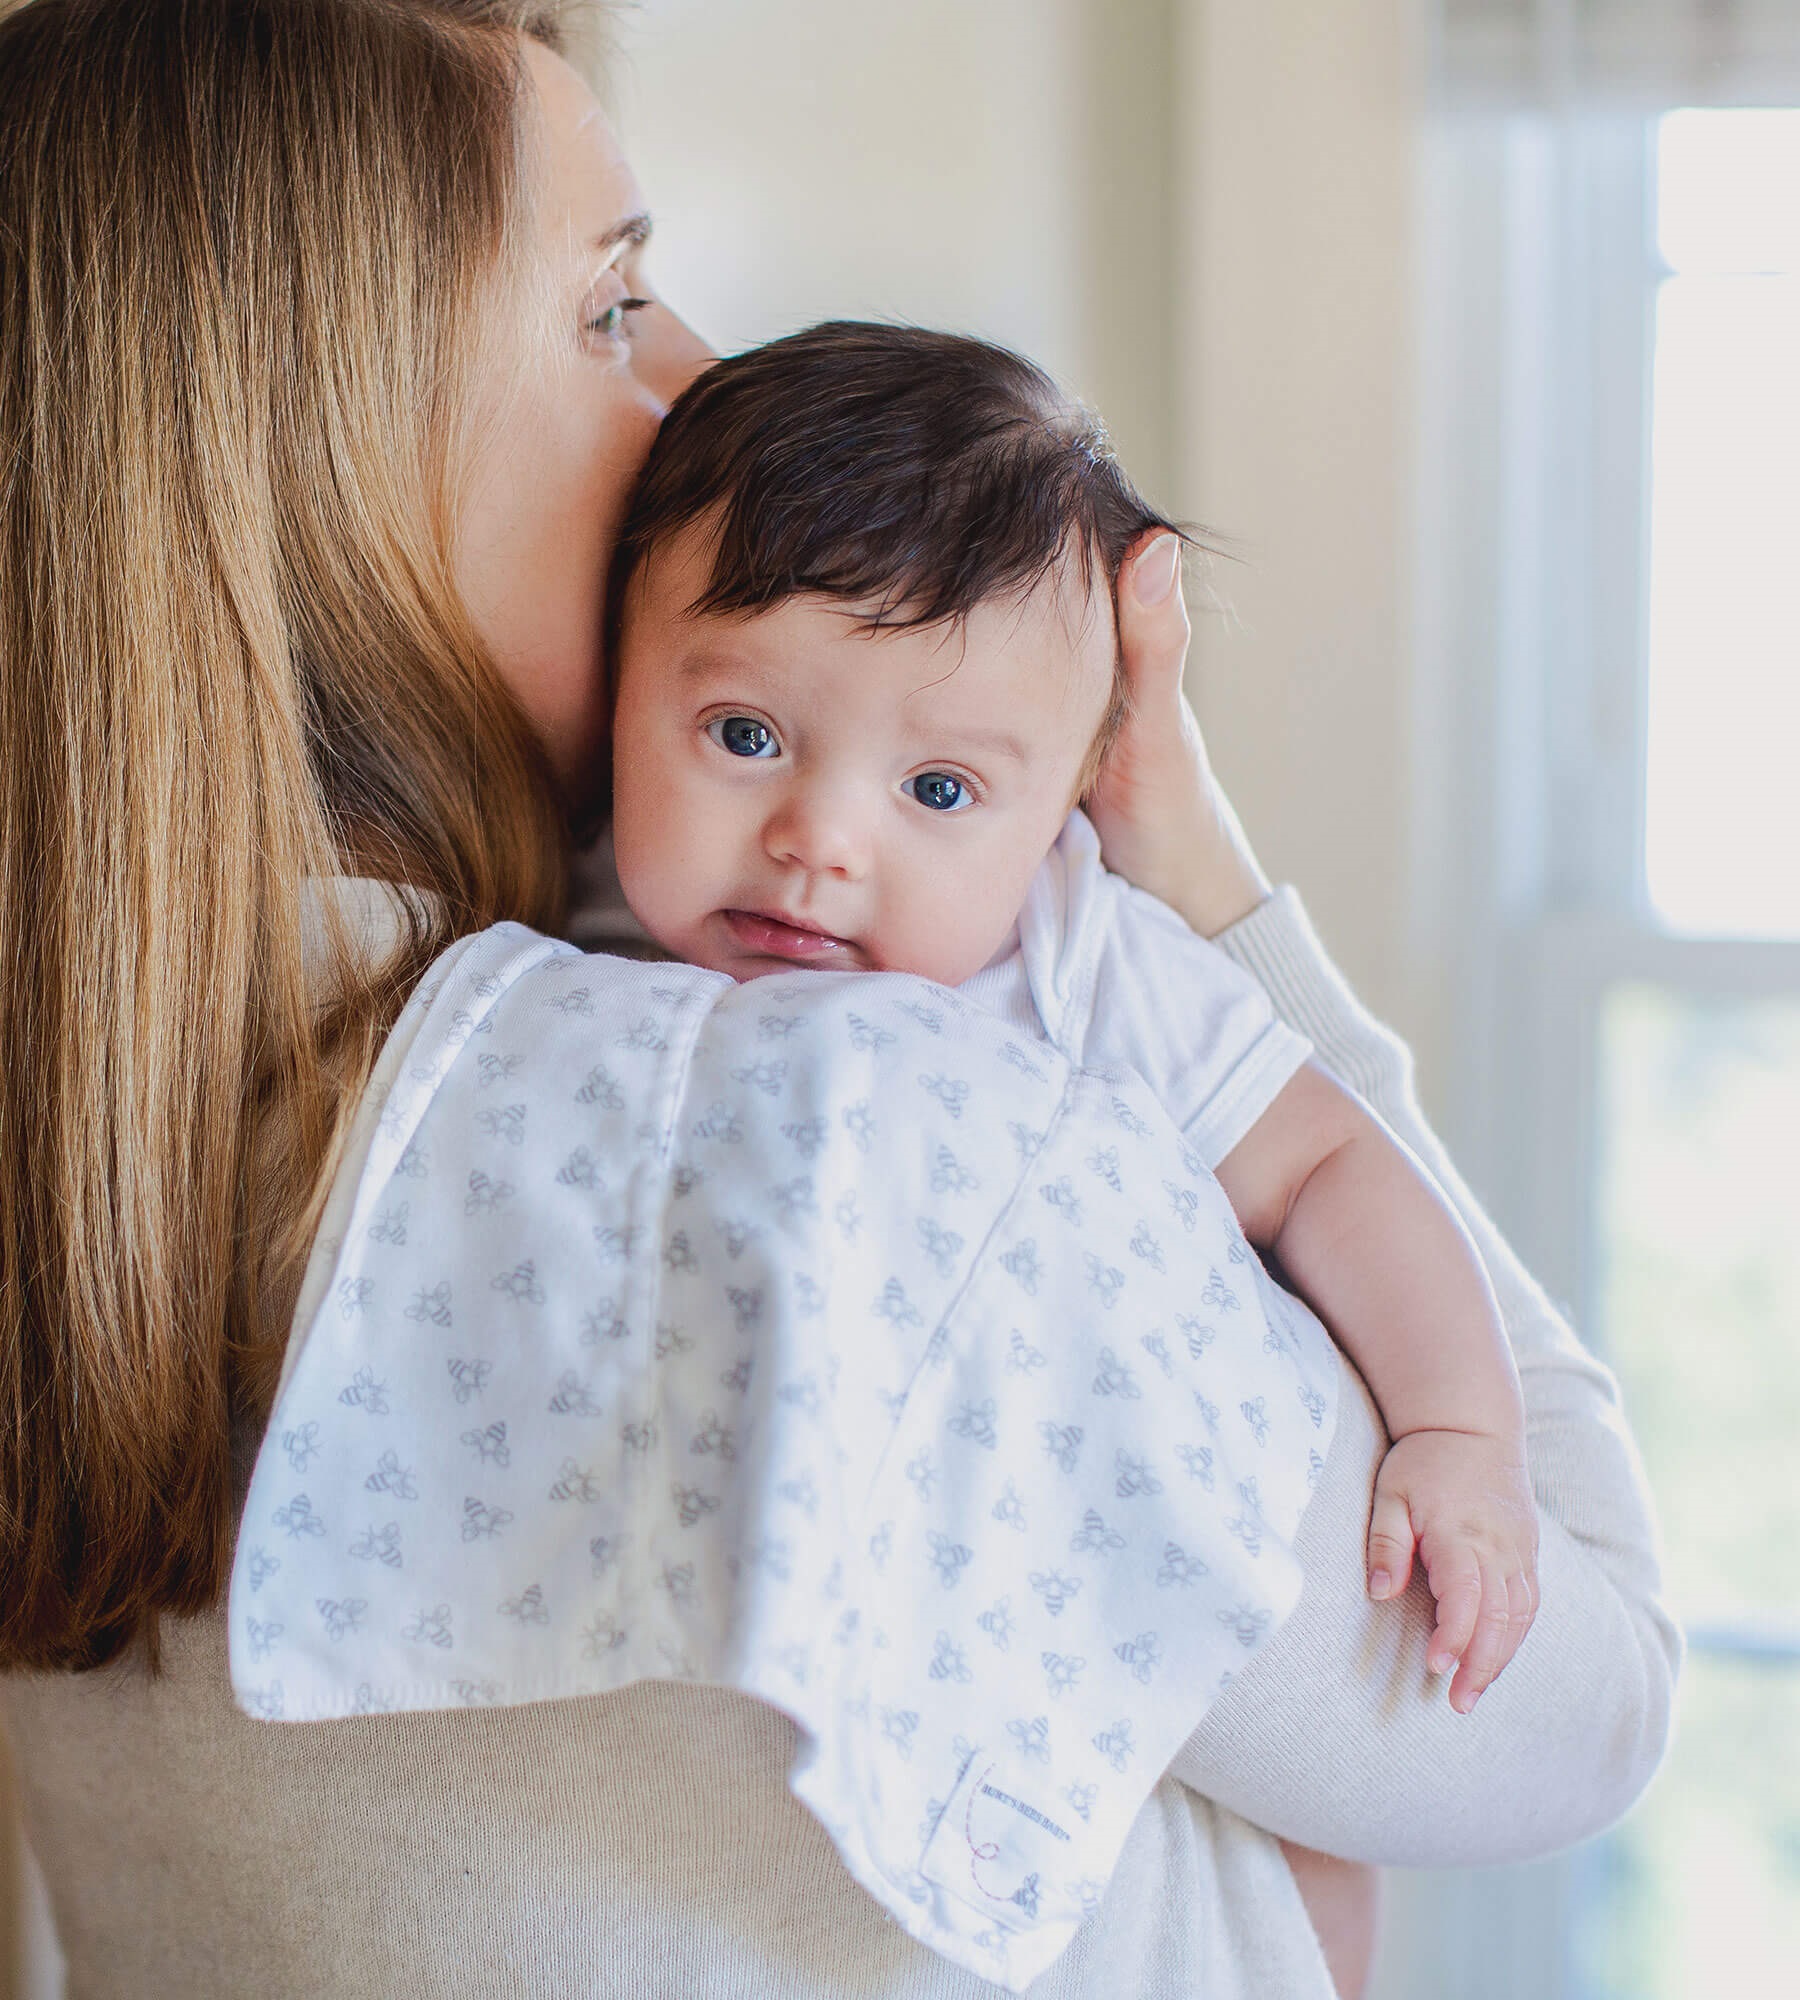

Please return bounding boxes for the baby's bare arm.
[1216,1062,1537,1706]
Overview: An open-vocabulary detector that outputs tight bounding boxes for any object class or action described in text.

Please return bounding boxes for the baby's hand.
[1367,1429,1539,1715]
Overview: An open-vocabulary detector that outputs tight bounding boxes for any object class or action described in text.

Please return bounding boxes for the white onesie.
[230,829,1334,1992]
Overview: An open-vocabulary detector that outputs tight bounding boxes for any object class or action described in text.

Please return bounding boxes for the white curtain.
[1437,0,1800,107]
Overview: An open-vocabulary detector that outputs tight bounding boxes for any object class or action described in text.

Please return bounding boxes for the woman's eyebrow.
[595,213,652,259]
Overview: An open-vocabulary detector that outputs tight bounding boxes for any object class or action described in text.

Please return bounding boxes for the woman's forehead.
[522,38,648,263]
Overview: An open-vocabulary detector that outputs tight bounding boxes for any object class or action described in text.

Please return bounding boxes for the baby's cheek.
[881,871,1021,988]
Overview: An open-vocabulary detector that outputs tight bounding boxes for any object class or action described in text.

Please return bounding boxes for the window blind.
[1439,0,1800,107]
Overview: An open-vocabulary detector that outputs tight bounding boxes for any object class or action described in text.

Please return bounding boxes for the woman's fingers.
[1116,530,1192,701]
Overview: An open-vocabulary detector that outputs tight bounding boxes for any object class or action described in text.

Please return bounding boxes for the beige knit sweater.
[0,886,1679,1999]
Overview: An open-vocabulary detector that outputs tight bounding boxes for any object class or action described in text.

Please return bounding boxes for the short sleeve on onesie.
[958,812,1313,1168]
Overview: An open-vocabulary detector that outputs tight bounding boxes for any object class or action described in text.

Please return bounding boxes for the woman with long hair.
[0,3,1674,1994]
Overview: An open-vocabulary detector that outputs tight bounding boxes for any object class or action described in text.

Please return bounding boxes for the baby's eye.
[907,771,972,813]
[707,715,779,759]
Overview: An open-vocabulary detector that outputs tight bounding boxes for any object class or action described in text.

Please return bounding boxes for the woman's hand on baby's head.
[1087,531,1271,938]
[1366,1428,1541,1716]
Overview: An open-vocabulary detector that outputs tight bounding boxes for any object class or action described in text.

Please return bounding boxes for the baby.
[603,321,1537,1712]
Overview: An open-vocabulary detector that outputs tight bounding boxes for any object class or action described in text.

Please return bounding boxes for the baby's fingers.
[1420,1543,1482,1678]
[1447,1555,1517,1715]
[1365,1486,1416,1602]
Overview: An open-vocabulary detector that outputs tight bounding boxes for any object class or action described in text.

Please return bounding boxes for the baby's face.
[611,528,1116,984]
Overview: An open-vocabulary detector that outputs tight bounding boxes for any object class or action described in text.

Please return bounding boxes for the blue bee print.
[475,1052,524,1089]
[576,1064,626,1111]
[588,1535,620,1580]
[833,1192,864,1243]
[1176,1442,1215,1490]
[1063,1781,1097,1823]
[547,984,595,1016]
[662,1230,699,1275]
[364,1449,417,1501]
[463,1169,514,1216]
[446,1356,490,1404]
[490,1260,545,1306]
[548,1458,604,1504]
[777,1372,821,1418]
[730,1058,788,1097]
[615,1017,668,1053]
[916,1218,964,1278]
[657,1561,698,1609]
[368,1203,409,1246]
[948,1398,998,1451]
[1163,1180,1200,1233]
[242,1682,285,1721]
[1001,1238,1042,1296]
[546,1371,601,1418]
[620,1417,658,1456]
[879,1707,920,1759]
[449,1678,503,1708]
[929,1631,973,1684]
[1114,1631,1163,1684]
[460,1496,513,1542]
[1177,1312,1215,1358]
[719,1355,755,1395]
[1157,1542,1208,1588]
[840,1012,894,1056]
[872,1277,923,1328]
[1041,1651,1086,1698]
[1226,1478,1264,1557]
[273,1493,326,1540]
[349,1684,395,1716]
[280,1421,320,1474]
[500,1583,550,1626]
[1241,1396,1272,1445]
[245,1547,281,1593]
[246,1617,284,1663]
[396,1141,430,1181]
[334,1274,374,1318]
[1086,1146,1123,1192]
[1008,1120,1045,1162]
[581,1613,629,1659]
[1194,1392,1221,1434]
[475,1103,526,1147]
[1006,1330,1047,1376]
[841,1101,876,1153]
[349,1521,403,1569]
[1219,1602,1273,1648]
[669,1164,706,1198]
[1114,1449,1163,1498]
[1069,1508,1126,1557]
[656,1321,695,1360]
[1007,1714,1051,1764]
[917,1073,969,1119]
[724,1287,762,1335]
[460,1420,510,1467]
[690,1100,742,1144]
[992,1480,1027,1532]
[898,998,946,1034]
[337,1365,388,1414]
[1092,1720,1135,1772]
[403,1604,454,1650]
[1140,1330,1173,1376]
[316,1598,367,1642]
[927,1532,973,1588]
[1298,1383,1329,1429]
[772,1176,817,1223]
[689,1411,736,1461]
[780,1116,827,1158]
[1129,1221,1166,1272]
[1092,1347,1140,1399]
[1038,1421,1084,1475]
[742,1536,792,1582]
[1201,1268,1241,1313]
[775,1471,818,1518]
[591,1226,641,1267]
[999,1040,1047,1082]
[1038,1176,1084,1227]
[580,1298,630,1345]
[1109,1095,1152,1138]
[1030,1570,1081,1617]
[868,1521,894,1570]
[978,1599,1016,1651]
[757,1012,804,1042]
[405,1283,453,1330]
[930,1145,979,1195]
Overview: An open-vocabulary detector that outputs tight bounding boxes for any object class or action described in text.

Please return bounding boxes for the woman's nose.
[763,788,870,881]
[642,304,715,408]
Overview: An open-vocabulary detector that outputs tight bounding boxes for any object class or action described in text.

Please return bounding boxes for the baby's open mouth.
[721,908,860,965]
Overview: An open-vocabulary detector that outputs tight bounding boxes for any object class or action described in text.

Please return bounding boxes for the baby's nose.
[763,788,871,881]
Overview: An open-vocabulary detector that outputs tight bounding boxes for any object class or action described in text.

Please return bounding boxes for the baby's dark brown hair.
[606,320,1192,795]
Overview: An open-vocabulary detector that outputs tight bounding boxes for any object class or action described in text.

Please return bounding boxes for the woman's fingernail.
[1369,1569,1392,1600]
[1132,533,1180,606]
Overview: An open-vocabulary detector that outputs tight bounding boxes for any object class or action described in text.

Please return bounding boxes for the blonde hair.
[0,0,584,1669]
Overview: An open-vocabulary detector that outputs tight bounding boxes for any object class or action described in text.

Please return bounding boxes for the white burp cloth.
[231,923,1339,1991]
